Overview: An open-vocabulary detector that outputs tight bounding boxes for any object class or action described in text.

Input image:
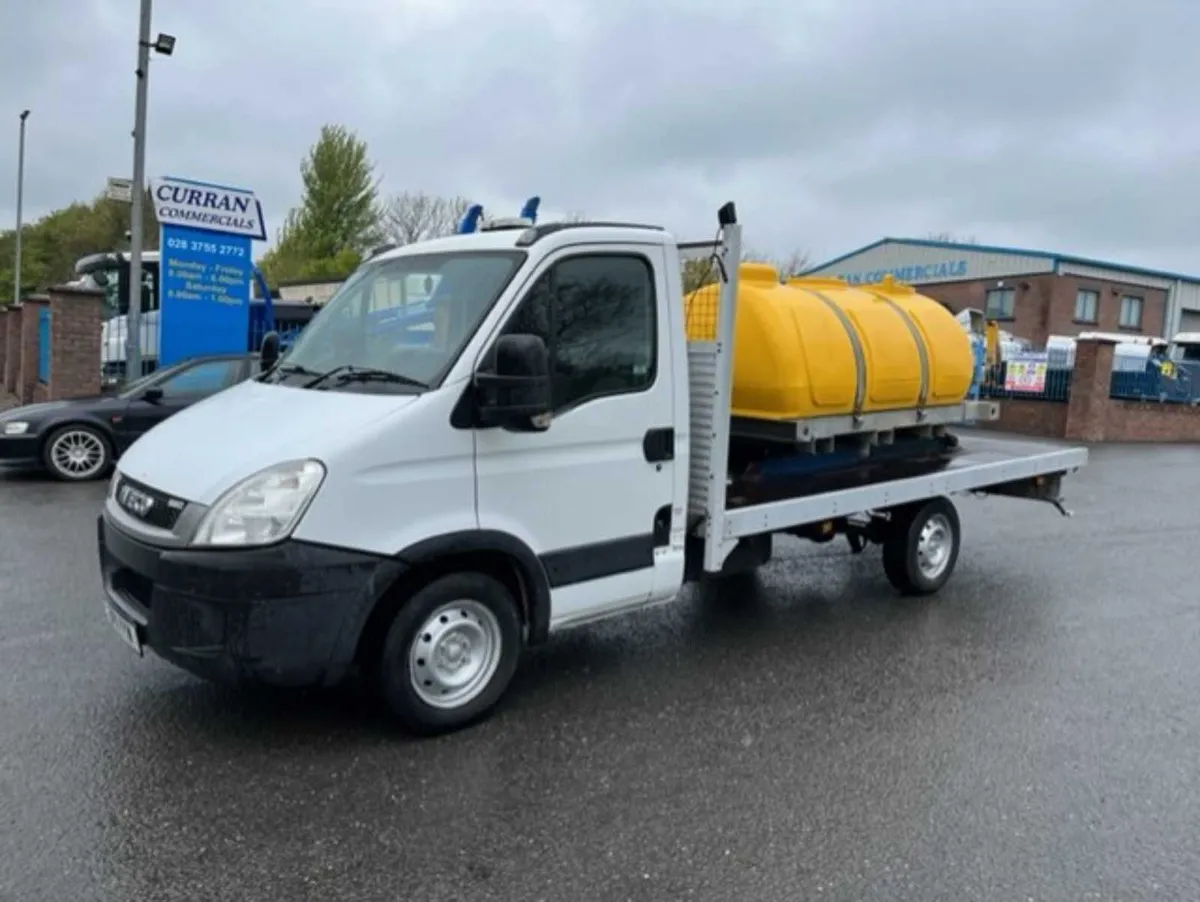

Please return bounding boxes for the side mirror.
[260,330,281,372]
[475,334,551,430]
[141,386,164,403]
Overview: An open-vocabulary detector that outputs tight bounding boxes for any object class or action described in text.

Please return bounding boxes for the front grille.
[115,475,186,531]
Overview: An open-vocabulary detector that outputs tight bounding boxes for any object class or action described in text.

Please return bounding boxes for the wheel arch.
[354,529,553,669]
[38,416,117,453]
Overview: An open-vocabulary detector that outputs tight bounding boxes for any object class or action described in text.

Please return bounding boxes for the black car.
[0,352,258,482]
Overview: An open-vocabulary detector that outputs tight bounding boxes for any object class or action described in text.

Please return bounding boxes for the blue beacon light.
[457,204,484,234]
[519,196,540,223]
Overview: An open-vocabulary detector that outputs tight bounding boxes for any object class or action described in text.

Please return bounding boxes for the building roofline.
[805,237,1200,286]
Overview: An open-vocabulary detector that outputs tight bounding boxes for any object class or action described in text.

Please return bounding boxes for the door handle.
[642,427,674,463]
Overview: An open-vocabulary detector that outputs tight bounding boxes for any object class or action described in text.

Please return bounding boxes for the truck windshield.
[268,250,526,392]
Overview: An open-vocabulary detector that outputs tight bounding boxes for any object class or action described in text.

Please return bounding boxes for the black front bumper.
[0,435,40,468]
[97,514,404,687]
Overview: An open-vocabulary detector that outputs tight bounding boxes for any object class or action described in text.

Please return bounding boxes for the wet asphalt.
[2,439,1199,902]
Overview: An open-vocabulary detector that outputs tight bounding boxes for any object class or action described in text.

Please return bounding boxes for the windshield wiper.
[304,365,428,390]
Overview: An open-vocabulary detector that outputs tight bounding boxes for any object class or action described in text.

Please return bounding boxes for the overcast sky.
[2,0,1198,272]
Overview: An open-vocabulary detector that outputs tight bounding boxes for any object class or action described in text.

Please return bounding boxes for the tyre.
[881,497,960,596]
[377,572,522,735]
[43,424,113,482]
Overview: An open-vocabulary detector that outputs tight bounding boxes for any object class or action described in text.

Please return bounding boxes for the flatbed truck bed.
[718,433,1084,541]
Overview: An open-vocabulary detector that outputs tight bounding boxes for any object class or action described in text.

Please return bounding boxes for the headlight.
[2,421,29,436]
[191,459,325,547]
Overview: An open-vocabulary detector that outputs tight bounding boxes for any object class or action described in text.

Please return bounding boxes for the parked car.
[0,352,258,481]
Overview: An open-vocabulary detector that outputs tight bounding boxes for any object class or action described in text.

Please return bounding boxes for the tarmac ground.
[2,440,1197,901]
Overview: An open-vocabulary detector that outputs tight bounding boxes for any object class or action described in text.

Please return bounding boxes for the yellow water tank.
[683,264,974,422]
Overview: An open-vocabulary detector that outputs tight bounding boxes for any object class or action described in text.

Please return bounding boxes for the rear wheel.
[377,572,522,735]
[43,424,113,482]
[881,497,960,596]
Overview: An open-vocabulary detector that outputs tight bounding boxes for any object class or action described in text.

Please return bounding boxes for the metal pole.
[14,110,29,307]
[126,0,153,379]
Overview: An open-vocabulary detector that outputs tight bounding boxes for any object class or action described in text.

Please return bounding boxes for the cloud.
[1,0,1197,272]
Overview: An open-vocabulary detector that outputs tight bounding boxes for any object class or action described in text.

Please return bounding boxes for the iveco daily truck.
[97,202,1088,735]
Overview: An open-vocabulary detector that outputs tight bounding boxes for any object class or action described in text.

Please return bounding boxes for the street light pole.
[126,0,154,380]
[14,109,29,307]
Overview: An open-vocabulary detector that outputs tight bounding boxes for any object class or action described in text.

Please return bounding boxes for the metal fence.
[979,362,1073,402]
[977,359,1200,407]
[1111,368,1200,404]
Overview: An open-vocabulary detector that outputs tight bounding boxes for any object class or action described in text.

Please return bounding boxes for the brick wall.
[17,296,48,405]
[47,286,103,400]
[987,398,1068,438]
[1068,339,1200,442]
[920,274,1166,345]
[2,287,104,405]
[2,306,19,397]
[1063,339,1113,441]
[1050,276,1165,340]
[1101,399,1200,441]
[0,308,9,394]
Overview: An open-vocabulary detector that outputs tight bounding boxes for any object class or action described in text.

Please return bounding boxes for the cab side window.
[503,254,656,413]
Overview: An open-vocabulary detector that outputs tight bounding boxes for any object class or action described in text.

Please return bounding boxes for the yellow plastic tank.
[683,264,974,422]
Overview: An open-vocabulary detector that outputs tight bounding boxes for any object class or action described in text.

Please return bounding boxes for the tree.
[258,124,382,284]
[0,189,158,302]
[382,191,472,245]
[680,246,810,294]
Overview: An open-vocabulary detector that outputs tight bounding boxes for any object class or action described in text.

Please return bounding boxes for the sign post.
[149,176,267,367]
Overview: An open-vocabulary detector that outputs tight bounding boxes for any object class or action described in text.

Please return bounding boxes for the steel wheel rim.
[917,513,953,580]
[408,600,503,709]
[50,430,106,478]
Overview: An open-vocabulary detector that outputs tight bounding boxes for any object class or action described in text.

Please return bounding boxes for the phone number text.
[165,236,247,257]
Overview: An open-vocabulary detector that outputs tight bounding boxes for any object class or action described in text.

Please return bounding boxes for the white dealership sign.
[149,176,267,241]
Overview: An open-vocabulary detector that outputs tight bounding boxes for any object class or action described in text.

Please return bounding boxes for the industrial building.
[805,238,1200,347]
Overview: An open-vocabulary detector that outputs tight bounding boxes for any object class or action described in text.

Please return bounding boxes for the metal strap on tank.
[808,290,867,418]
[866,290,930,411]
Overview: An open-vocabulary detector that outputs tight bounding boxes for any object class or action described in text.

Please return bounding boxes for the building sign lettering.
[837,259,969,286]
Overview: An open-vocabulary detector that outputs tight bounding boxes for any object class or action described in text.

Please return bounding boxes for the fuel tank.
[684,264,974,422]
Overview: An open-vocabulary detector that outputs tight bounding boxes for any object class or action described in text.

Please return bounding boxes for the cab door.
[473,245,677,628]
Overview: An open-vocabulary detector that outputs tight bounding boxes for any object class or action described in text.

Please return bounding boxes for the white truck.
[97,202,1088,735]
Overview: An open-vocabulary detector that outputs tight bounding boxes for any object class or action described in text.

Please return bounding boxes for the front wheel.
[377,572,522,735]
[881,497,961,596]
[43,424,113,482]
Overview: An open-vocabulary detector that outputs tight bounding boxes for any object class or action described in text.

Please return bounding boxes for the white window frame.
[1074,289,1099,323]
[1118,295,1143,329]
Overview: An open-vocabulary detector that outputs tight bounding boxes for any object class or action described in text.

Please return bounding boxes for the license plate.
[105,600,143,656]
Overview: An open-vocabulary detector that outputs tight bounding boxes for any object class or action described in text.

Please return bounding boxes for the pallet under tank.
[684,265,999,449]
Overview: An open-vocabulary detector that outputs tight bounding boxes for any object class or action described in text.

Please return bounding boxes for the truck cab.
[97,204,1087,735]
[100,216,695,729]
